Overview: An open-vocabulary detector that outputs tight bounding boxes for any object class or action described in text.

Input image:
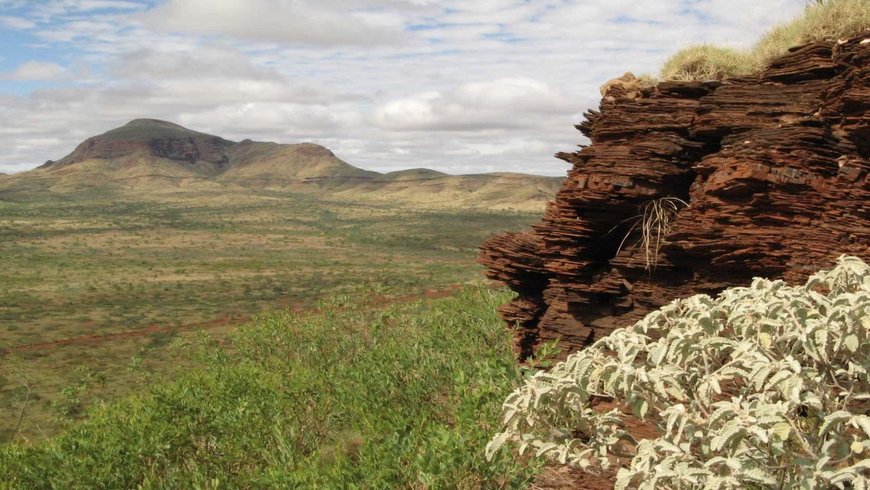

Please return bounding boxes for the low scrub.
[487,256,870,489]
[661,0,870,80]
[1,287,538,489]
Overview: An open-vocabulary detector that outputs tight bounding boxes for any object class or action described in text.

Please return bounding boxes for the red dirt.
[531,400,662,490]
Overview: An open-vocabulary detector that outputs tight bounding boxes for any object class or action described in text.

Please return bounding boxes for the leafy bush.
[1,287,538,489]
[660,0,870,81]
[487,256,870,489]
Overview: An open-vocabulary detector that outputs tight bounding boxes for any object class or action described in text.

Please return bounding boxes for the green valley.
[0,188,543,440]
[0,118,560,443]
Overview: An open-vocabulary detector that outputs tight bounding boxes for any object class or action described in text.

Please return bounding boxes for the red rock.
[480,32,870,358]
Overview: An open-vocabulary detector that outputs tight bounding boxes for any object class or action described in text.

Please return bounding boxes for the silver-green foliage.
[487,255,870,489]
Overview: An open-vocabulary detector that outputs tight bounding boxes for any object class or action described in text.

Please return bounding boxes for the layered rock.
[480,33,870,358]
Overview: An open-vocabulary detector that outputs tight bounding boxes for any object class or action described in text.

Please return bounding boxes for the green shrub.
[1,287,539,489]
[488,256,870,489]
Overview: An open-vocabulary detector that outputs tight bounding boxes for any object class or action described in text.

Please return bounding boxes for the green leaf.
[770,422,791,442]
[819,411,852,435]
[739,467,777,485]
[485,432,510,461]
[843,334,860,353]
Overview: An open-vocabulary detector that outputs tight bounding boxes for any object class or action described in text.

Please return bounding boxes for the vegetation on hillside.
[1,287,541,489]
[487,256,870,488]
[661,0,870,80]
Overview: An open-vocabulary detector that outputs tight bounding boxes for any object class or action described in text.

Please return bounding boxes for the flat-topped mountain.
[3,119,562,209]
[38,118,368,181]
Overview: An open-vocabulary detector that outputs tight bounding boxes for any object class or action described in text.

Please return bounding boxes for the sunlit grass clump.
[660,45,749,82]
[661,0,870,81]
[0,287,539,488]
[756,0,870,62]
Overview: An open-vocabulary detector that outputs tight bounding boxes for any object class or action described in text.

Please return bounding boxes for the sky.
[0,0,808,176]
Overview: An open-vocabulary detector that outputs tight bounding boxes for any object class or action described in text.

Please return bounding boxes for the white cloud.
[0,15,35,29]
[143,0,405,46]
[2,61,65,81]
[27,0,143,17]
[454,78,571,114]
[177,102,364,136]
[110,47,282,81]
[0,0,812,176]
[374,78,576,131]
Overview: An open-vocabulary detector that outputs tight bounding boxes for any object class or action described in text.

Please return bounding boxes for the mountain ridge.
[3,119,563,210]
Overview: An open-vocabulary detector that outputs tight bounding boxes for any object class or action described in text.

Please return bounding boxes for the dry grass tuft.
[660,0,870,81]
[613,197,688,271]
[660,45,750,81]
[755,0,870,64]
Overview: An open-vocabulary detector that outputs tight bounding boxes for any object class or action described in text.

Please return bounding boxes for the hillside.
[1,119,562,210]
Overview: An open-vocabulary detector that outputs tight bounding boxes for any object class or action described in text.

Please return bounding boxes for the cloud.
[143,0,405,46]
[2,61,66,81]
[374,78,578,131]
[454,78,573,114]
[110,47,283,81]
[0,15,36,29]
[26,0,144,17]
[0,0,812,176]
[72,1,142,10]
[177,102,364,137]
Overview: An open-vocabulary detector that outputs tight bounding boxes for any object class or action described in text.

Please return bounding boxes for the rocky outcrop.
[41,119,233,172]
[480,33,870,358]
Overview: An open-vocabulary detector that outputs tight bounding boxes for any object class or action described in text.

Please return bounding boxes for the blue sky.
[0,0,807,175]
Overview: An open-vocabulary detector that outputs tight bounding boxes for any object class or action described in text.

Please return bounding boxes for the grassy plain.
[1,287,541,488]
[0,188,540,440]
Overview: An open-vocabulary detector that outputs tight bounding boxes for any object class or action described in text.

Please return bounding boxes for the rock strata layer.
[480,33,870,359]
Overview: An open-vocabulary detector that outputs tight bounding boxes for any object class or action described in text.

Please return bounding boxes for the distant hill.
[2,119,562,209]
[40,119,234,173]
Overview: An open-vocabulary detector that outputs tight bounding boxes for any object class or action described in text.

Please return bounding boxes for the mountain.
[2,119,562,209]
[40,119,234,173]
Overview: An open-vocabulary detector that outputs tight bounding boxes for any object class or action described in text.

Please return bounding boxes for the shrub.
[487,255,870,489]
[1,287,538,488]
